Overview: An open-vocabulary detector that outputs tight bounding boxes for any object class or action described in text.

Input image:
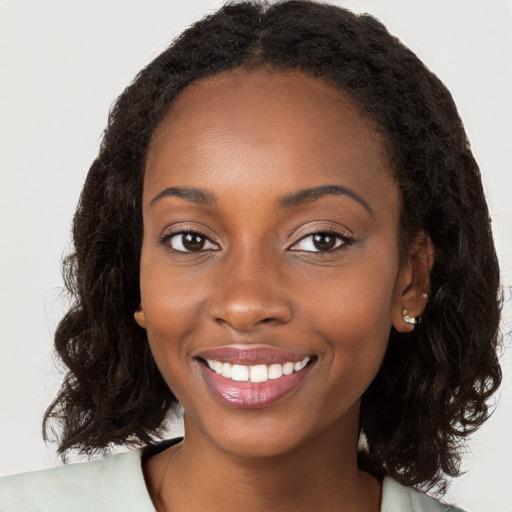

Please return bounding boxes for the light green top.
[0,447,466,511]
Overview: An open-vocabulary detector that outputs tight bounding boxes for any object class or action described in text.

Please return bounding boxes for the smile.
[204,357,310,383]
[195,346,316,409]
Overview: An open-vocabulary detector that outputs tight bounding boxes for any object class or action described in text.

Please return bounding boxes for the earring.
[403,309,417,326]
[357,430,369,455]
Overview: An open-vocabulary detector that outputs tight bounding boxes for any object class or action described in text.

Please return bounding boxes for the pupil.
[313,233,335,251]
[183,233,205,251]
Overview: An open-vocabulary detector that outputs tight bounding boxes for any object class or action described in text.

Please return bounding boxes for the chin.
[210,424,308,459]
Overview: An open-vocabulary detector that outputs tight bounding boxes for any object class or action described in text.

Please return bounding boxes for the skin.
[136,69,430,512]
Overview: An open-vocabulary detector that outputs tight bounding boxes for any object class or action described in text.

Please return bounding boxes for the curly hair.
[43,0,501,492]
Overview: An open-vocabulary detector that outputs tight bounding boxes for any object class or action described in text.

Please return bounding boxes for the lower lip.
[198,362,314,409]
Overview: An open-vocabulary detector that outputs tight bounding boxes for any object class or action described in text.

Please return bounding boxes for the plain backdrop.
[1,1,511,511]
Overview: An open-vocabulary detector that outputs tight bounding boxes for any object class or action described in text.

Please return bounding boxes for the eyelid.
[158,222,353,253]
[159,225,220,252]
[288,225,354,252]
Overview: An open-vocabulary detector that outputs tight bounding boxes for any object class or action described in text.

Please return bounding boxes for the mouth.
[194,346,317,409]
[201,356,312,382]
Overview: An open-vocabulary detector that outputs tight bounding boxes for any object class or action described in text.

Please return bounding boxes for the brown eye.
[166,232,218,252]
[290,230,351,253]
[312,233,336,251]
[183,233,205,251]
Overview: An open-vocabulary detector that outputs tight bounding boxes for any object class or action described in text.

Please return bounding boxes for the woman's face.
[139,69,412,457]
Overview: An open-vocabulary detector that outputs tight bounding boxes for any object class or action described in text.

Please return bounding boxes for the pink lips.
[195,346,315,409]
[197,346,311,365]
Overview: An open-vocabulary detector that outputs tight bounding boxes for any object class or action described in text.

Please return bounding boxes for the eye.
[161,231,219,253]
[290,230,351,252]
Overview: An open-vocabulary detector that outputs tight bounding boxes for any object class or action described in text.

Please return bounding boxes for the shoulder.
[0,449,156,512]
[381,477,467,512]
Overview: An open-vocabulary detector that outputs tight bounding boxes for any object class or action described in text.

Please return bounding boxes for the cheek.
[138,251,209,385]
[308,306,391,421]
[301,258,398,401]
[141,287,204,412]
[140,242,212,330]
[321,301,391,386]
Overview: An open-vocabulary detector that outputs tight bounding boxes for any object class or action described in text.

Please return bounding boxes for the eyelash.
[159,227,353,254]
[289,228,354,254]
[159,229,219,253]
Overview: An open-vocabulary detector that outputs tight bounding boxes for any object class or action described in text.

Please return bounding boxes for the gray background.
[1,1,511,511]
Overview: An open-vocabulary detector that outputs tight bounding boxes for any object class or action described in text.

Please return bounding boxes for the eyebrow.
[150,186,217,208]
[276,184,373,215]
[150,184,373,215]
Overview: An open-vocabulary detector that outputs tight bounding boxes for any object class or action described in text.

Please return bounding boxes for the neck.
[144,412,381,512]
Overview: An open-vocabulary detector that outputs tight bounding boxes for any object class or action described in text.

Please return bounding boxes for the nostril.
[211,300,292,332]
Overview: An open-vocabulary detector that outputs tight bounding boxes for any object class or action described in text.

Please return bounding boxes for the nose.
[210,252,292,332]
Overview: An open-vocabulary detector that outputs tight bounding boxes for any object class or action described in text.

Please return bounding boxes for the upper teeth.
[205,358,310,382]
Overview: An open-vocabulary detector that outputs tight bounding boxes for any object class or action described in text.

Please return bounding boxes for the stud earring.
[357,430,369,455]
[403,309,417,326]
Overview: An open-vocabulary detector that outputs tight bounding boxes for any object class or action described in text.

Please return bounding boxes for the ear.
[392,233,434,333]
[134,306,147,329]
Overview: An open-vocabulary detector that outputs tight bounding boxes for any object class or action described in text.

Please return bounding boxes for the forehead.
[144,69,397,215]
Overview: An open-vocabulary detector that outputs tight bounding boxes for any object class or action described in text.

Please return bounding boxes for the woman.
[0,1,502,511]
